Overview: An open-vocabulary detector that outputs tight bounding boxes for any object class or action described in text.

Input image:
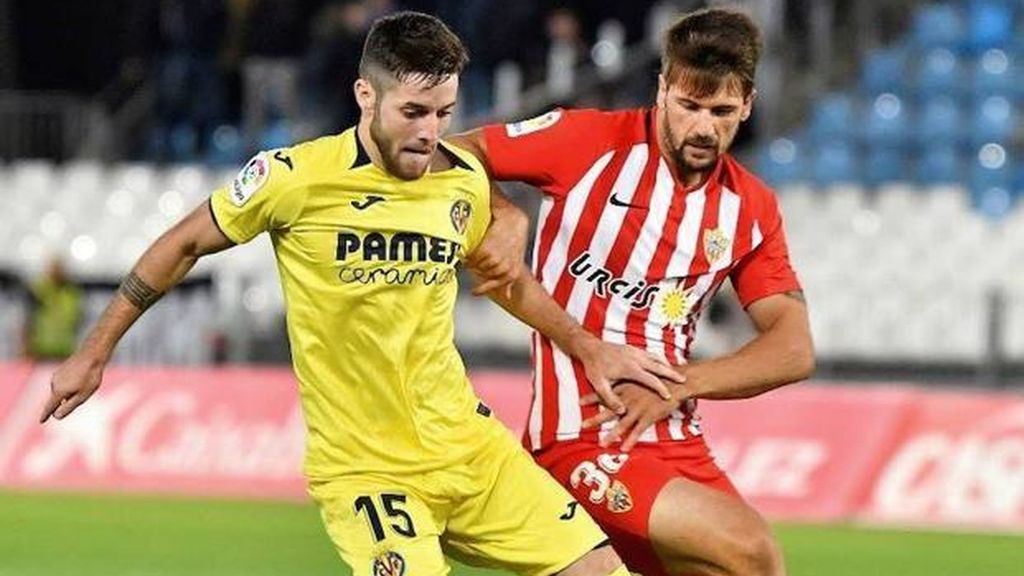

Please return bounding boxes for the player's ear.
[656,73,668,108]
[354,78,376,115]
[740,88,756,122]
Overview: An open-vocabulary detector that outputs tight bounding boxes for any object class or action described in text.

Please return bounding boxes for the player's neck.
[354,120,453,176]
[356,120,387,172]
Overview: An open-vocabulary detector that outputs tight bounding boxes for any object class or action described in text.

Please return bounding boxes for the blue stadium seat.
[809,94,856,143]
[205,124,244,167]
[812,142,858,186]
[861,93,909,146]
[917,96,964,145]
[971,185,1015,219]
[917,144,963,184]
[756,137,807,185]
[864,147,909,187]
[972,48,1017,98]
[259,120,294,151]
[969,143,1014,202]
[860,47,910,96]
[911,4,966,50]
[966,0,1015,52]
[969,95,1015,145]
[917,48,965,96]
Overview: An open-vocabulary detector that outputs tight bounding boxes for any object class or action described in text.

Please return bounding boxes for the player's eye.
[713,107,736,116]
[438,109,453,119]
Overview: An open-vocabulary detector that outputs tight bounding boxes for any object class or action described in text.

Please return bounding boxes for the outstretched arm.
[469,257,683,415]
[40,201,235,422]
[582,291,815,450]
[682,290,815,400]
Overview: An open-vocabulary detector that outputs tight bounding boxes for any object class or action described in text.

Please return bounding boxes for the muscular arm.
[41,201,235,421]
[447,130,492,174]
[679,291,815,401]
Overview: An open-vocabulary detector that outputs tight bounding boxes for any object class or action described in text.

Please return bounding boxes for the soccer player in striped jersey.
[452,8,815,576]
[39,11,685,576]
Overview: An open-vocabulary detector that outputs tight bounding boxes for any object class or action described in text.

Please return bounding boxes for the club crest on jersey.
[506,110,562,137]
[607,480,634,514]
[372,551,406,576]
[703,227,731,264]
[230,152,270,207]
[450,199,472,235]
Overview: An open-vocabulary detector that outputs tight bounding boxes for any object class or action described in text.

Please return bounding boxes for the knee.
[556,544,624,576]
[730,527,785,576]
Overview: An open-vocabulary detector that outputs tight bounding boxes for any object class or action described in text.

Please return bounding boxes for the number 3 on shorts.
[354,493,418,542]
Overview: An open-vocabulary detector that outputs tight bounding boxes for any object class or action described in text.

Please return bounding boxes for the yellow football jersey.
[210,128,492,479]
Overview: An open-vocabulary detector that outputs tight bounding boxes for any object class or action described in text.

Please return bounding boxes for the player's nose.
[417,116,441,144]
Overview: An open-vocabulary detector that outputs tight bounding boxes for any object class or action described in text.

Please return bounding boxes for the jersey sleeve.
[463,177,493,256]
[209,150,303,244]
[481,108,612,197]
[730,193,802,308]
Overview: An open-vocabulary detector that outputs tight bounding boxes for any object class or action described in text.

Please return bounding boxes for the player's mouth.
[401,146,433,157]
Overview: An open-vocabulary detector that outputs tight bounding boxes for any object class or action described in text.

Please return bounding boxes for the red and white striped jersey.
[482,108,801,451]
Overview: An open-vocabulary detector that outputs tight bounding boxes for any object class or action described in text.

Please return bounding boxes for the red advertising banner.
[1,365,1022,532]
[864,390,1024,530]
[0,364,306,500]
[697,385,916,522]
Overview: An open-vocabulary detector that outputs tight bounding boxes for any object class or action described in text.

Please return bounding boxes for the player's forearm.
[487,265,597,359]
[681,310,815,400]
[77,232,202,362]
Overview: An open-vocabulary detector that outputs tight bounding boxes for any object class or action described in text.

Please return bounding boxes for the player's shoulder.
[438,139,489,179]
[720,154,780,211]
[272,132,349,175]
[501,106,646,141]
[561,106,649,138]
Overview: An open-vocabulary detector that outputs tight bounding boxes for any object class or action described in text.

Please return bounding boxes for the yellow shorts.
[308,419,608,576]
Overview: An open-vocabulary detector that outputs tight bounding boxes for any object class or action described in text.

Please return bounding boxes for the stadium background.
[1,0,1023,574]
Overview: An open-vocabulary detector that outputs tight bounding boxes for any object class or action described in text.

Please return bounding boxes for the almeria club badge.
[703,227,731,264]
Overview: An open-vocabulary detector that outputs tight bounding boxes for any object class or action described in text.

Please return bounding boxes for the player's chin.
[682,152,718,172]
[393,157,431,180]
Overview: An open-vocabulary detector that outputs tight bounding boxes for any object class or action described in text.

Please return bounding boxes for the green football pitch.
[1,490,1021,576]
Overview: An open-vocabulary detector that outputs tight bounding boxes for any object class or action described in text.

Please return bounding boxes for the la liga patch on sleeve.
[505,109,562,138]
[230,152,270,206]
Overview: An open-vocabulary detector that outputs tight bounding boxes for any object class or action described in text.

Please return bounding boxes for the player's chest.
[553,185,754,282]
[280,178,478,268]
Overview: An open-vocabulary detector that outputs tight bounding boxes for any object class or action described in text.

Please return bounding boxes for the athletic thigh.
[536,442,679,576]
[443,428,609,576]
[309,475,449,576]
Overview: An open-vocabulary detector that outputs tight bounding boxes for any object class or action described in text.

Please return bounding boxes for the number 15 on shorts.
[354,493,418,542]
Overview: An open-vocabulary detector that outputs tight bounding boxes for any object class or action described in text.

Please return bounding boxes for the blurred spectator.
[151,0,230,162]
[544,6,588,98]
[303,0,373,134]
[23,258,83,361]
[240,0,322,150]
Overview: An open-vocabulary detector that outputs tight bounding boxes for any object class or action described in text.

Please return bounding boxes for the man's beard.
[369,114,427,181]
[662,111,720,174]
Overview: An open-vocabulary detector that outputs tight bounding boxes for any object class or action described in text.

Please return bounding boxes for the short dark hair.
[661,8,763,98]
[359,11,469,89]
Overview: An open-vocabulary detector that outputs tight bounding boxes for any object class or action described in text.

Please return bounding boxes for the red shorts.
[534,438,739,576]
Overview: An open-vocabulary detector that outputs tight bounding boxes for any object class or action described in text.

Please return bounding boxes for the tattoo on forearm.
[784,290,806,304]
[119,273,163,310]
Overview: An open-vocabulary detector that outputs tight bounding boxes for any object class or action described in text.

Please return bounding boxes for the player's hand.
[39,353,105,423]
[468,204,530,297]
[581,382,688,451]
[574,337,684,415]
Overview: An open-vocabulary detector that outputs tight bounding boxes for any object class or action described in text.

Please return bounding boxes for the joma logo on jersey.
[568,252,659,310]
[336,231,459,264]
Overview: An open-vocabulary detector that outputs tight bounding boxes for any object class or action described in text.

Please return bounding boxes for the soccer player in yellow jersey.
[38,11,683,576]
